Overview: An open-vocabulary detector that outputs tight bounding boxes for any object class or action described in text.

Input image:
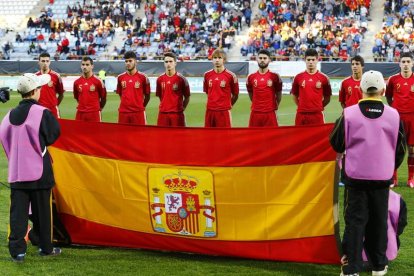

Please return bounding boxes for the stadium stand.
[113,0,249,60]
[373,0,414,62]
[244,0,370,61]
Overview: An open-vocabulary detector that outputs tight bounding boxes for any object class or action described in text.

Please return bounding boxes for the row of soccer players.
[36,48,330,127]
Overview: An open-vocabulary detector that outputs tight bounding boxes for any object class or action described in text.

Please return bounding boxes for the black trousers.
[342,187,389,274]
[9,188,53,257]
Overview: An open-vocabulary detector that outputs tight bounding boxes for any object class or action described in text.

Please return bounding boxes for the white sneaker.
[372,265,388,276]
[340,272,359,276]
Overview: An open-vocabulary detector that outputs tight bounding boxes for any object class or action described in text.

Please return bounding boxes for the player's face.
[305,56,317,71]
[351,61,363,75]
[212,55,225,69]
[125,58,137,72]
[164,57,176,72]
[400,57,413,74]
[38,57,50,72]
[257,54,270,69]
[81,60,93,76]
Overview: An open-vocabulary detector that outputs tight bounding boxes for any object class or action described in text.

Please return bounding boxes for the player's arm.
[339,82,346,108]
[275,74,282,105]
[322,95,331,107]
[116,76,122,97]
[385,78,393,105]
[56,75,64,105]
[73,81,79,102]
[144,75,151,107]
[231,74,239,106]
[290,76,299,106]
[246,75,253,101]
[99,80,107,110]
[183,77,190,110]
[155,77,162,101]
[322,77,332,107]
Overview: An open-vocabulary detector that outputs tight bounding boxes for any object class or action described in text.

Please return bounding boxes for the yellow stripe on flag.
[50,147,336,241]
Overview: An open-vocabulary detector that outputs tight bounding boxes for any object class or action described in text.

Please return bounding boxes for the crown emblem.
[163,170,198,192]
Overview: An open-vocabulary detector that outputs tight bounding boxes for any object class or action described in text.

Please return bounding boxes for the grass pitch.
[0,93,413,275]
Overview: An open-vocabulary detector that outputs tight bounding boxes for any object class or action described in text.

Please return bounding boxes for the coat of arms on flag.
[149,168,217,237]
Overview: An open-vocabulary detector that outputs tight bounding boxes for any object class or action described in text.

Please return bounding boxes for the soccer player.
[246,49,282,127]
[339,55,364,108]
[73,56,107,122]
[386,52,414,188]
[291,48,332,125]
[35,52,64,118]
[116,51,150,125]
[156,52,190,127]
[203,49,239,127]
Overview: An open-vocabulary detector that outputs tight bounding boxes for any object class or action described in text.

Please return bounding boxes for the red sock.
[408,156,414,180]
[393,170,398,181]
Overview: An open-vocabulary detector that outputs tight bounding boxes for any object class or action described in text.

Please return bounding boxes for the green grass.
[0,94,413,275]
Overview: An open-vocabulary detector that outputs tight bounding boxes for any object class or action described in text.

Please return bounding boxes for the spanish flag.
[50,120,341,264]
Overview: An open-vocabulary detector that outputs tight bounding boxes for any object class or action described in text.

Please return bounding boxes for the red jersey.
[246,70,282,112]
[156,72,190,112]
[290,70,332,112]
[35,70,64,109]
[203,68,239,111]
[117,71,150,112]
[386,73,414,113]
[338,76,362,107]
[73,75,106,112]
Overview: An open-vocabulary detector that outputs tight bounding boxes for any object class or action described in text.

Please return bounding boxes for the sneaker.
[390,179,398,188]
[11,253,25,263]
[39,247,62,257]
[372,265,388,276]
[407,180,414,188]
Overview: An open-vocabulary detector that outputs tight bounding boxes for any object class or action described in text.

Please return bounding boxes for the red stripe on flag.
[54,119,336,166]
[60,214,341,264]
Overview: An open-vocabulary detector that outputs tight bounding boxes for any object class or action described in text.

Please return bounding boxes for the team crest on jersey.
[220,80,226,88]
[149,169,217,237]
[90,85,96,91]
[316,81,322,89]
[121,81,127,88]
[173,83,178,91]
[267,80,273,87]
[411,85,414,92]
[135,81,140,88]
[48,81,53,87]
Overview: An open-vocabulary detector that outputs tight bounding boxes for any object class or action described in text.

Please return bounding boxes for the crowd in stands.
[10,0,138,60]
[373,0,414,62]
[243,0,370,61]
[113,0,252,61]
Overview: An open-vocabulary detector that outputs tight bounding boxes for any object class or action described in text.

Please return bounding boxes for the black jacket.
[8,99,60,189]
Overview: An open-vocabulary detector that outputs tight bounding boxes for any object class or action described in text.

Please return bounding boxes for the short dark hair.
[82,56,93,64]
[124,51,137,60]
[164,52,176,61]
[38,52,50,60]
[257,49,271,57]
[400,52,413,60]
[304,48,318,58]
[351,55,364,66]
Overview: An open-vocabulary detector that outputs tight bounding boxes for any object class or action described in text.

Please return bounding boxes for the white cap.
[17,73,51,95]
[360,70,386,93]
